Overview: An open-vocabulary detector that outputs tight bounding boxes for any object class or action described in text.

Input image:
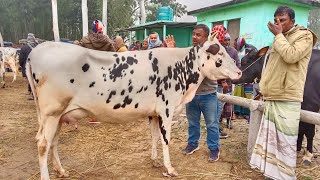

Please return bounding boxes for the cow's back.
[302,49,320,112]
[28,42,191,122]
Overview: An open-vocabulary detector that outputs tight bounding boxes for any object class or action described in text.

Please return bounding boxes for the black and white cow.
[26,35,241,179]
[233,48,320,165]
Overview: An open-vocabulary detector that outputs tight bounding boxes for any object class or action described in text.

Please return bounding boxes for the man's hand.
[267,19,282,36]
[165,35,176,48]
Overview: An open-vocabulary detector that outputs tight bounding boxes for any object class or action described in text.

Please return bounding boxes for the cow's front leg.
[158,115,178,177]
[149,116,162,167]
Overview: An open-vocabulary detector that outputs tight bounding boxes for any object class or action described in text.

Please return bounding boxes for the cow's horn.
[210,31,218,41]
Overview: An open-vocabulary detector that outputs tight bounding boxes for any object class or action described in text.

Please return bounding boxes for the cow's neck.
[173,47,204,103]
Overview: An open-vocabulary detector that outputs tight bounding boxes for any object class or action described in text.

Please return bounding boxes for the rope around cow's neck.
[241,56,263,73]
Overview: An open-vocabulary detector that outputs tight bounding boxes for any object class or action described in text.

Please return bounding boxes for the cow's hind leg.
[149,116,162,167]
[6,57,16,82]
[37,116,61,180]
[50,122,69,177]
[157,115,178,177]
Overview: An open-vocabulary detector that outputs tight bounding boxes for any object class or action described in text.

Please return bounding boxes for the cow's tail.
[26,60,42,139]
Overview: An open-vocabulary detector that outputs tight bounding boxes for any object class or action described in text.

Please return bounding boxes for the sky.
[176,0,231,22]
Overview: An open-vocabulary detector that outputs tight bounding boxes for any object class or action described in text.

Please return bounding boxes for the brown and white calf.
[26,35,241,179]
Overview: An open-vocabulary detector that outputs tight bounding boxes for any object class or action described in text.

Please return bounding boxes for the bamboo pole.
[51,0,60,41]
[82,0,88,36]
[217,93,320,162]
[0,32,3,47]
[217,93,320,125]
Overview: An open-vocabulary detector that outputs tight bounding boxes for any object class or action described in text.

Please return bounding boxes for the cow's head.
[232,46,269,84]
[197,34,241,80]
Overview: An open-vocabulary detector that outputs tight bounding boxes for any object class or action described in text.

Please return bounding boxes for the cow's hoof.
[55,169,69,178]
[303,160,311,166]
[302,151,313,166]
[57,172,69,178]
[152,160,163,168]
[162,169,178,177]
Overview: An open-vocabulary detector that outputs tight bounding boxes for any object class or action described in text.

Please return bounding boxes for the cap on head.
[92,20,104,33]
[211,25,226,43]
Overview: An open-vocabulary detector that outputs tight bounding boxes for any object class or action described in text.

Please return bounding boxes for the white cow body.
[0,47,19,87]
[27,37,241,179]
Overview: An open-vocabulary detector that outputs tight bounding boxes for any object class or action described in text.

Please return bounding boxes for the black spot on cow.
[144,86,148,91]
[152,58,159,74]
[149,74,156,84]
[149,52,153,60]
[158,116,168,145]
[106,90,116,103]
[127,56,138,65]
[161,94,165,102]
[82,63,89,72]
[70,79,74,83]
[198,55,200,59]
[122,56,126,62]
[167,66,173,79]
[116,58,120,64]
[109,62,129,82]
[101,93,104,96]
[207,55,210,60]
[175,84,180,91]
[130,70,134,74]
[121,96,133,108]
[134,54,136,57]
[32,73,39,83]
[113,54,118,57]
[135,103,139,108]
[28,58,30,62]
[128,86,133,93]
[89,82,95,88]
[166,100,168,106]
[137,87,143,93]
[202,64,204,67]
[104,78,107,82]
[121,90,125,95]
[215,59,222,67]
[169,83,171,89]
[113,103,121,109]
[128,79,132,86]
[101,67,105,70]
[166,109,169,118]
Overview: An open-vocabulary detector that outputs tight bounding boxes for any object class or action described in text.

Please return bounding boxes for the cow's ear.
[258,46,269,57]
[206,44,220,55]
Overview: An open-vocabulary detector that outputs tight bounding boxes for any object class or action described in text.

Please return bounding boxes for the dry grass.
[0,73,319,180]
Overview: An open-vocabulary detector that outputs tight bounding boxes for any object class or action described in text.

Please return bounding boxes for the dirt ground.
[0,73,319,180]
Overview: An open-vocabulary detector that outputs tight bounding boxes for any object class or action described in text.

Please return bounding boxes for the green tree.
[0,0,136,43]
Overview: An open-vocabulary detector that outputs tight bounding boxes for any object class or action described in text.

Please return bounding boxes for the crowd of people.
[11,5,317,180]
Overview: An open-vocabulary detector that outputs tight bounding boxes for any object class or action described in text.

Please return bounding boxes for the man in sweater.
[250,6,317,180]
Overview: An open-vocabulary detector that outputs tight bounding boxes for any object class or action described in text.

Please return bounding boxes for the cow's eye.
[218,52,223,56]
